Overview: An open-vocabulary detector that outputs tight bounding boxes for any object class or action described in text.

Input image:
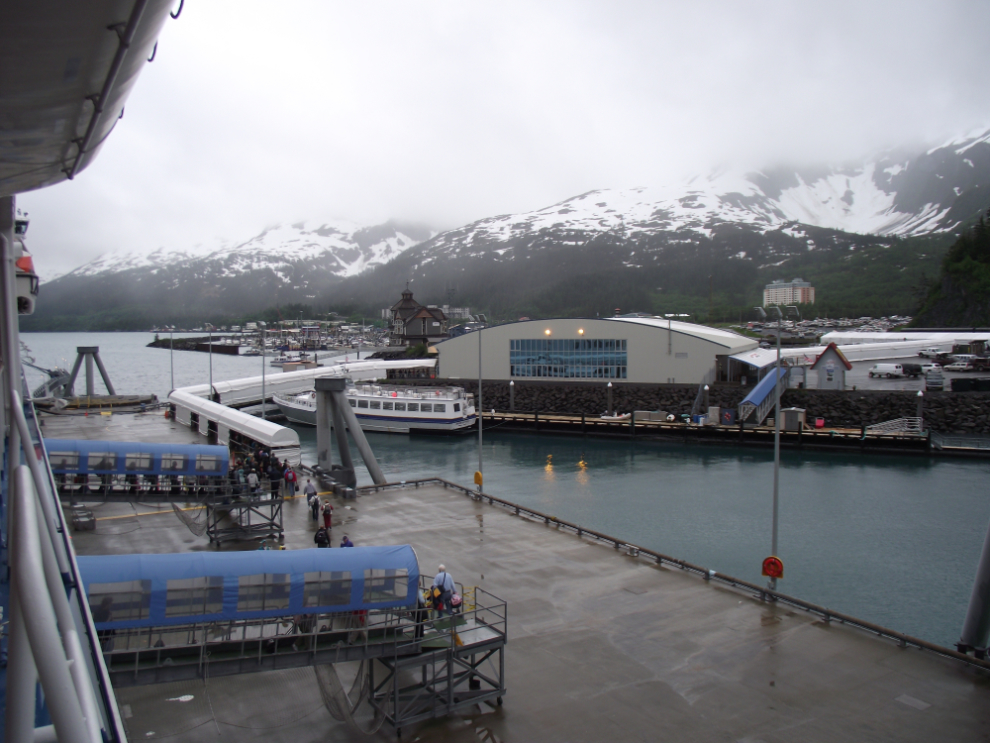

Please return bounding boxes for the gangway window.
[407,403,419,412]
[363,568,408,603]
[370,401,381,409]
[420,403,432,412]
[90,452,116,471]
[49,451,79,471]
[237,573,291,612]
[88,580,152,622]
[125,453,152,471]
[348,399,356,408]
[434,404,446,412]
[358,400,369,408]
[194,454,222,473]
[162,454,187,472]
[303,571,352,607]
[394,402,406,411]
[383,401,394,410]
[166,576,224,617]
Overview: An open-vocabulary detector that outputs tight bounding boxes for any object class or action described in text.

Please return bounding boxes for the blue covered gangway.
[736,366,790,425]
[77,546,507,732]
[46,438,229,500]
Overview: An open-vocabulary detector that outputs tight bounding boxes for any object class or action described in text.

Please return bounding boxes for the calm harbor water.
[22,332,990,649]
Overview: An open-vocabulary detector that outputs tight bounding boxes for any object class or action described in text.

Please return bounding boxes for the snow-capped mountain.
[27,128,990,329]
[59,219,433,282]
[419,126,990,264]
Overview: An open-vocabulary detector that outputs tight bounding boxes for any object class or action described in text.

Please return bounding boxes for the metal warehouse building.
[435,317,759,385]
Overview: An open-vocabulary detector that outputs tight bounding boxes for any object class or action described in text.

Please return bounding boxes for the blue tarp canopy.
[78,545,420,629]
[739,366,788,408]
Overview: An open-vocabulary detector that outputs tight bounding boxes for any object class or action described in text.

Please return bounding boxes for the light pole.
[208,326,213,395]
[477,326,483,492]
[754,305,783,591]
[260,322,267,419]
[664,313,690,357]
[169,329,174,391]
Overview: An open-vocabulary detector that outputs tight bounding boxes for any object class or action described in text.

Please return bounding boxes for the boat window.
[434,404,446,412]
[407,403,419,412]
[370,401,381,409]
[166,576,224,617]
[348,399,356,408]
[49,451,79,471]
[88,580,152,623]
[363,568,408,603]
[89,452,116,471]
[454,403,460,412]
[124,453,152,471]
[382,401,393,410]
[237,573,291,612]
[358,400,369,408]
[394,402,406,411]
[195,455,222,473]
[162,454,187,472]
[303,571,352,607]
[420,403,432,412]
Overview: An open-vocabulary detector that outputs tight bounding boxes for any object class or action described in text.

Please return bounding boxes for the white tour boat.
[273,383,477,434]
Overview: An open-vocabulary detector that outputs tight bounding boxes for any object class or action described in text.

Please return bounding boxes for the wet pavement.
[65,468,990,742]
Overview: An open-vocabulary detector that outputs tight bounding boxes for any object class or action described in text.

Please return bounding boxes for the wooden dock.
[479,410,937,455]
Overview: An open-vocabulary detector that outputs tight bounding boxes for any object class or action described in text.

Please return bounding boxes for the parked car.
[926,368,945,391]
[918,348,941,358]
[868,363,903,378]
[900,363,923,378]
[920,362,940,374]
[944,362,975,372]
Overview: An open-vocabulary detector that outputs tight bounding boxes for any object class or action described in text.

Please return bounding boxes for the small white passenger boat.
[273,383,477,434]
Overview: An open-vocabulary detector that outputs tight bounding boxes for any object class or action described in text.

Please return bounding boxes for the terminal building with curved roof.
[435,317,759,385]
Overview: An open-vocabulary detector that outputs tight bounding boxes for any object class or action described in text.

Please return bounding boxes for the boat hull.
[275,398,477,434]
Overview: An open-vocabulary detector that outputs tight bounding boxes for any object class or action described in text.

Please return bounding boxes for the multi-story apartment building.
[763,278,815,307]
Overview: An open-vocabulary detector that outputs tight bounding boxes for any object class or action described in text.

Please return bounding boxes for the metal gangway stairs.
[737,366,790,425]
[77,549,507,736]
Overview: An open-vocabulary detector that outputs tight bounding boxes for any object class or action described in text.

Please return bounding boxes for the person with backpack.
[432,565,455,617]
[313,526,330,548]
[304,480,319,519]
[322,500,333,530]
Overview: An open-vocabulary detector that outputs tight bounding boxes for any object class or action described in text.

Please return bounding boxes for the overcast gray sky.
[19,0,990,278]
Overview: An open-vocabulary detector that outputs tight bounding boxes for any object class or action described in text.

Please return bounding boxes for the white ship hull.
[274,385,477,434]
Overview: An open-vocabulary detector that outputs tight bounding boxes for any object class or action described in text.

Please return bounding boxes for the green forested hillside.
[912,212,990,326]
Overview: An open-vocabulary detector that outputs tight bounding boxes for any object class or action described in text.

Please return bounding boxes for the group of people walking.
[229,444,299,497]
[307,478,354,548]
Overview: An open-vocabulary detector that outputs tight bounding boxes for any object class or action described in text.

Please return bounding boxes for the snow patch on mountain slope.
[61,219,432,281]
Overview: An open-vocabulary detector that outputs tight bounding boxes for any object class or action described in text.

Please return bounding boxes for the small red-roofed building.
[810,342,852,390]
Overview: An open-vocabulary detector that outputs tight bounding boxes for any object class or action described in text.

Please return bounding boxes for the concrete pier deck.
[66,477,990,742]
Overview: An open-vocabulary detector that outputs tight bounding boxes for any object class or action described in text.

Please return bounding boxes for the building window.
[509,338,628,379]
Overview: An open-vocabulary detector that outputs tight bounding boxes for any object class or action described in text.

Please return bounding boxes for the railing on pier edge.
[474,410,938,454]
[363,478,990,673]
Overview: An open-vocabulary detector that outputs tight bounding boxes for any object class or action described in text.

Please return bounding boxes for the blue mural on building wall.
[509,339,628,379]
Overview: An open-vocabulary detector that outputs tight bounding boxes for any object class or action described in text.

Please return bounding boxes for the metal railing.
[367,478,990,673]
[3,227,127,740]
[866,417,923,434]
